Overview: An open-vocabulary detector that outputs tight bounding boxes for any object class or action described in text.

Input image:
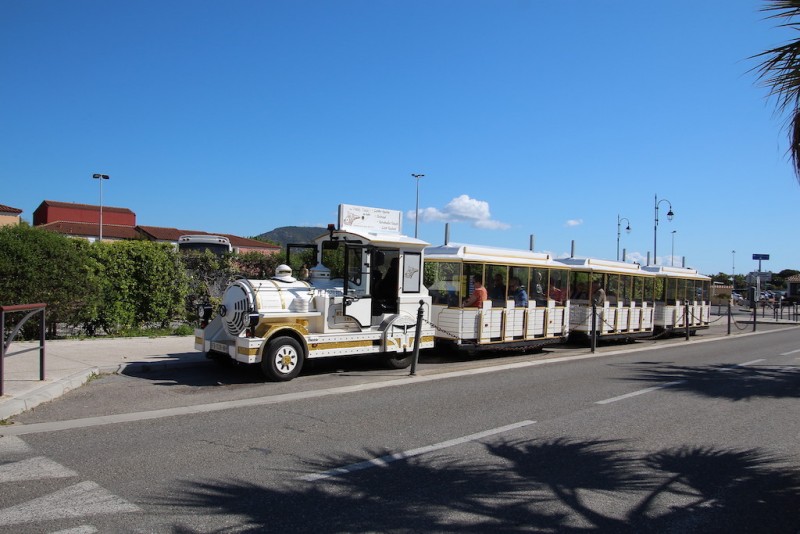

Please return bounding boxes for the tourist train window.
[531,267,547,304]
[570,271,590,300]
[486,264,508,306]
[606,274,619,304]
[676,278,688,302]
[619,275,632,305]
[549,269,568,305]
[463,263,484,306]
[633,276,645,304]
[509,266,531,306]
[424,261,461,306]
[652,277,665,302]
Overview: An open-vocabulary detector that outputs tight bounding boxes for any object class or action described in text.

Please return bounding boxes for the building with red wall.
[31,200,279,254]
[33,200,135,227]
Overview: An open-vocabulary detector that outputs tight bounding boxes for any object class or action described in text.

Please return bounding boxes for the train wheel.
[262,336,304,381]
[385,353,413,369]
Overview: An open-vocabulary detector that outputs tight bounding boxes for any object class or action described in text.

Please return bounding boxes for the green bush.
[0,224,102,335]
[87,240,189,334]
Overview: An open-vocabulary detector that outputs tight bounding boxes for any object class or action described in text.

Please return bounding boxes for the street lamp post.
[653,194,674,265]
[411,173,424,238]
[671,230,677,266]
[92,173,110,241]
[616,215,631,261]
[732,250,736,287]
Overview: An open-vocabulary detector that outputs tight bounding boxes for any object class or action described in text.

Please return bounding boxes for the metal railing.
[1,303,46,397]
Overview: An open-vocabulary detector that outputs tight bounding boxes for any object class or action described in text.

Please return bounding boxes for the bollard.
[685,302,690,341]
[753,302,757,332]
[727,301,731,335]
[409,300,425,376]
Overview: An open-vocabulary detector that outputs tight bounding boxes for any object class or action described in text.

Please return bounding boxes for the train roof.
[424,243,559,266]
[556,257,655,276]
[315,228,430,249]
[642,265,711,281]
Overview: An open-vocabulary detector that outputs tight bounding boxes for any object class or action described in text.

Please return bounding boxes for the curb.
[0,356,214,421]
[0,367,100,421]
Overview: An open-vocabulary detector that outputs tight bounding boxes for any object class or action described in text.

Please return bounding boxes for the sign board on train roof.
[338,204,402,234]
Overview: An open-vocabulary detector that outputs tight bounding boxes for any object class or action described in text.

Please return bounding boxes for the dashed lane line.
[299,420,537,482]
[595,381,687,405]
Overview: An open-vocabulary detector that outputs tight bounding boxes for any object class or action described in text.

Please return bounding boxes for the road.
[0,326,799,533]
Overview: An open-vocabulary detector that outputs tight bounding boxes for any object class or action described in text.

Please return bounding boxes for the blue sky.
[1,0,798,276]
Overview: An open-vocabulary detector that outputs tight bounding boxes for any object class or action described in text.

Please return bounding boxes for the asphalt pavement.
[1,306,797,420]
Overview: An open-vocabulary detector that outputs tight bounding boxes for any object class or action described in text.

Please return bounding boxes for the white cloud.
[565,219,583,227]
[407,194,510,230]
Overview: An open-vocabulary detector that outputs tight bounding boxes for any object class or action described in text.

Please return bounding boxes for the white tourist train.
[194,204,712,381]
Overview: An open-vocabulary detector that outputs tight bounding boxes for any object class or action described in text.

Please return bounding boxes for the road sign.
[752,254,770,260]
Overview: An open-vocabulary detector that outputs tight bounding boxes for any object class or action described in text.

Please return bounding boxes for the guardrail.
[1,303,46,397]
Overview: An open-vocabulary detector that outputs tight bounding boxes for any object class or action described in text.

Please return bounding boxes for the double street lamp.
[653,194,674,265]
[92,173,110,241]
[616,215,631,261]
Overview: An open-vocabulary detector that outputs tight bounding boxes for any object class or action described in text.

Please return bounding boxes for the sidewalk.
[0,336,206,420]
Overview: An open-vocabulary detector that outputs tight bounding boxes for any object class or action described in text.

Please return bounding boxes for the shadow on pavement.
[157,436,800,532]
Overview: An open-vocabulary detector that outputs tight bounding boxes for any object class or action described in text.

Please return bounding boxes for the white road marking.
[0,481,140,526]
[0,435,32,455]
[738,359,766,367]
[50,526,98,534]
[299,420,536,482]
[595,381,687,405]
[780,348,800,356]
[0,456,77,483]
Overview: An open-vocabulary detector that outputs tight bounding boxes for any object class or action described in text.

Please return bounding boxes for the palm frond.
[753,0,800,181]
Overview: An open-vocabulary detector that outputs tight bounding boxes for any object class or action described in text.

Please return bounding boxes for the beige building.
[0,204,23,227]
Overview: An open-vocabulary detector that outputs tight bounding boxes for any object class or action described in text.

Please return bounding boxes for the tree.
[235,251,284,280]
[754,0,800,183]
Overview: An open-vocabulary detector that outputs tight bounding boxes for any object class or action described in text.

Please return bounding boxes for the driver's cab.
[312,205,429,328]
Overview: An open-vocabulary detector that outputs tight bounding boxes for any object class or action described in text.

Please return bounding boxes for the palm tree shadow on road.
[158,437,800,533]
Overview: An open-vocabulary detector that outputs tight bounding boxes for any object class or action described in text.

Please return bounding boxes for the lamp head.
[666,208,674,221]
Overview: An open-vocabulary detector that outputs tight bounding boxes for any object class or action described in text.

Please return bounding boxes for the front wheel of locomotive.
[261,336,305,381]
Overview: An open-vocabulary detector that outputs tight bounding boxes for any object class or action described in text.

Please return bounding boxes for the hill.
[255,226,326,249]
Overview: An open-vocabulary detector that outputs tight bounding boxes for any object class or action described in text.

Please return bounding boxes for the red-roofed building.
[38,221,143,241]
[32,200,279,254]
[0,204,23,227]
[33,200,135,227]
[137,226,279,255]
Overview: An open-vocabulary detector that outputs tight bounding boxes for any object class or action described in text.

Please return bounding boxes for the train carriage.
[556,257,656,342]
[643,265,711,334]
[423,243,570,351]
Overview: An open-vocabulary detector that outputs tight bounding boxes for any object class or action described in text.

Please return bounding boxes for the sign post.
[752,253,770,272]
